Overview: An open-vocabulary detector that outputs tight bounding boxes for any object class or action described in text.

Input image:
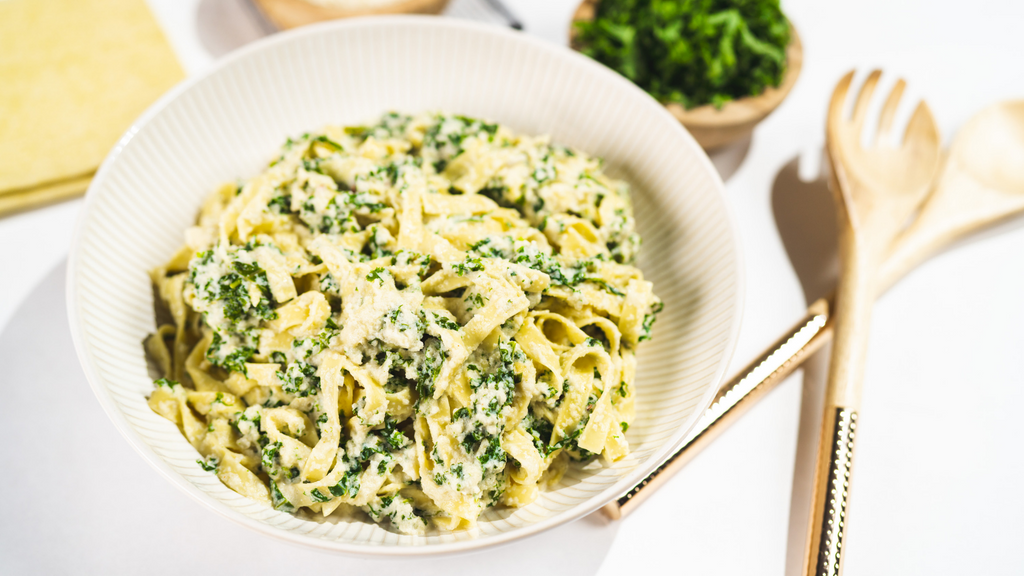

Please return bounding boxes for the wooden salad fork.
[805,70,942,576]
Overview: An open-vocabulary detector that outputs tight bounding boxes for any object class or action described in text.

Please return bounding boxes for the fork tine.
[903,100,939,148]
[852,70,882,128]
[828,71,856,134]
[876,79,906,143]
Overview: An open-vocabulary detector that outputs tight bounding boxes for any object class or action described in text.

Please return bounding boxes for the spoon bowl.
[882,100,1024,287]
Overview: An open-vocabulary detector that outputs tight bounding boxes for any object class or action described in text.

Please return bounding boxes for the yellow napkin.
[0,0,185,205]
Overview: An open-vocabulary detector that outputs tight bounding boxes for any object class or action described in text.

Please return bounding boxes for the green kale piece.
[154,378,180,389]
[310,488,332,503]
[270,480,296,512]
[276,359,320,397]
[422,114,500,172]
[478,438,507,470]
[205,332,256,375]
[523,411,554,454]
[267,194,292,215]
[381,416,409,451]
[366,267,389,285]
[638,300,665,342]
[414,337,448,401]
[261,441,283,476]
[362,225,394,260]
[428,311,461,332]
[311,134,344,152]
[452,256,485,276]
[328,465,362,499]
[196,456,219,472]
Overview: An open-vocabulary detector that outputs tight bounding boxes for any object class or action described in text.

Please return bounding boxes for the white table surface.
[2,0,1023,574]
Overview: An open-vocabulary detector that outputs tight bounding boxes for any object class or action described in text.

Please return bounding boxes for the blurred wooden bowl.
[570,0,802,150]
[253,0,450,30]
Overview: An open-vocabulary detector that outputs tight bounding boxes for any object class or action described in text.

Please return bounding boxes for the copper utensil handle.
[805,406,858,576]
[603,297,832,519]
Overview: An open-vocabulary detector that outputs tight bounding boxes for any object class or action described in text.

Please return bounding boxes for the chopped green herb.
[310,488,332,503]
[197,456,219,472]
[366,267,389,285]
[452,257,485,276]
[328,466,361,499]
[574,0,790,109]
[154,378,180,389]
[270,480,295,512]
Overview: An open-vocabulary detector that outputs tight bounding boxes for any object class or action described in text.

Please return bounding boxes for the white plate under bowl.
[66,16,743,556]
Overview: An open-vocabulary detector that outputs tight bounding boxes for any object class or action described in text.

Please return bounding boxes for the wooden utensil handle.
[824,228,879,409]
[802,214,878,576]
[602,298,831,519]
[878,196,981,293]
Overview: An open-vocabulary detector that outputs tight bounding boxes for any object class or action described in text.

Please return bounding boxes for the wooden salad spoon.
[879,100,1024,287]
[804,70,942,576]
[603,97,1024,521]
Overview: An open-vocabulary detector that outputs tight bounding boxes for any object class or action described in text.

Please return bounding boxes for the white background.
[2,0,1023,574]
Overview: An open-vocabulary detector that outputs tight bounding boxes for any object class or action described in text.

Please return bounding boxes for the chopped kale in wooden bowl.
[574,0,791,109]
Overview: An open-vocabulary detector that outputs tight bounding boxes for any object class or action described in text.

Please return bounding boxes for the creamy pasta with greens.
[146,113,662,534]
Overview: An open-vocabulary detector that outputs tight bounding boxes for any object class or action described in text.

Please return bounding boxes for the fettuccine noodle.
[146,113,662,534]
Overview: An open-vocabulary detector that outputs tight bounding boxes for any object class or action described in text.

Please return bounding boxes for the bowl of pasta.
[67,17,743,555]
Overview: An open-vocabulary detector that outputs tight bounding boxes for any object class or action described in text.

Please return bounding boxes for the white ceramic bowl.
[67,17,743,556]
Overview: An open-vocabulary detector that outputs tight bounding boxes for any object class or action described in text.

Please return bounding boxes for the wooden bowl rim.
[255,0,450,26]
[569,0,803,129]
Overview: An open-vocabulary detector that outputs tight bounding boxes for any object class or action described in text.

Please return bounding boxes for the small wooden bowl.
[570,0,802,150]
[254,0,451,30]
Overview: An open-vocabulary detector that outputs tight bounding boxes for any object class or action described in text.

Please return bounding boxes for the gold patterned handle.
[602,297,833,519]
[805,407,858,576]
